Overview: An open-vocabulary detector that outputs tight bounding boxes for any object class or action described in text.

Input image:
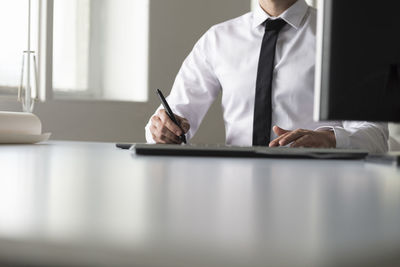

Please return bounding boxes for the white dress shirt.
[146,0,388,153]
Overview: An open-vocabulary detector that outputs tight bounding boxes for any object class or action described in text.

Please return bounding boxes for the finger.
[279,129,308,146]
[158,125,181,144]
[150,124,168,144]
[269,126,292,147]
[159,133,181,144]
[151,115,163,130]
[150,125,172,144]
[157,129,181,144]
[157,109,183,136]
[152,116,181,144]
[269,131,291,147]
[273,125,290,136]
[150,124,177,144]
[176,116,190,133]
[290,135,310,148]
[154,136,175,144]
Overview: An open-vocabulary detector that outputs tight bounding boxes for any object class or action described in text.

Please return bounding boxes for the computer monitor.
[314,0,400,122]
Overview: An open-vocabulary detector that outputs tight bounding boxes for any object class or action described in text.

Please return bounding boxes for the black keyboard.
[117,143,369,160]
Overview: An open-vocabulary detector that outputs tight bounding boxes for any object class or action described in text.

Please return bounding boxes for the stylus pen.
[156,89,187,144]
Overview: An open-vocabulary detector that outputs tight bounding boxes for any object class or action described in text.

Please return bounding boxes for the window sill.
[1,89,148,104]
[53,91,148,103]
[51,97,148,105]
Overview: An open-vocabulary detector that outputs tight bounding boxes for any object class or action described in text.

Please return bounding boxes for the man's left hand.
[269,126,336,148]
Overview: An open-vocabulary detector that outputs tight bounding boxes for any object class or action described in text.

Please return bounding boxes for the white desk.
[0,141,399,267]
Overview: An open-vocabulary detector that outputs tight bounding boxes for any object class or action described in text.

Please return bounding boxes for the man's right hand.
[150,109,190,144]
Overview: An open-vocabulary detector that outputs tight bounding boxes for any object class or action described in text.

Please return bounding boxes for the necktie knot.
[264,18,287,32]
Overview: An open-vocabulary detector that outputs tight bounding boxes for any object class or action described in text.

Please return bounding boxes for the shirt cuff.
[315,126,350,149]
[145,122,156,144]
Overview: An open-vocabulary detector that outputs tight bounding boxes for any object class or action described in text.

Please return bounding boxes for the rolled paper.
[0,111,42,135]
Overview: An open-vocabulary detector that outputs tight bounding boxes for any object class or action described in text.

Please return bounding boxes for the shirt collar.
[252,0,309,30]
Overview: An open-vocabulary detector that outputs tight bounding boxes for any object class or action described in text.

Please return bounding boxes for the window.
[52,0,90,94]
[0,0,39,95]
[0,0,149,102]
[53,0,149,101]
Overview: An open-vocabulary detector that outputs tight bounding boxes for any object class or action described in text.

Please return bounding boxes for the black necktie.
[252,19,287,146]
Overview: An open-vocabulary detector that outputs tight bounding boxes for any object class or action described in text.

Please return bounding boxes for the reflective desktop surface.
[0,142,399,267]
